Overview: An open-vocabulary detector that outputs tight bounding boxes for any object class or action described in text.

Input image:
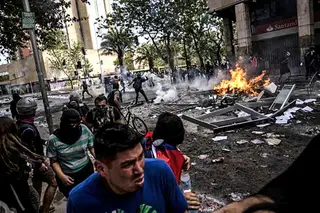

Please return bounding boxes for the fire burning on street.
[214,64,270,96]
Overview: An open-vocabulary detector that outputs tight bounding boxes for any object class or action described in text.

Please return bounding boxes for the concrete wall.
[297,0,314,58]
[235,3,252,56]
[8,54,47,85]
[208,0,246,12]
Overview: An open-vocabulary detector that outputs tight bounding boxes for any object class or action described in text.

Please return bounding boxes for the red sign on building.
[251,17,298,35]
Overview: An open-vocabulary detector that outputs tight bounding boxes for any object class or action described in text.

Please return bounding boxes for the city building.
[44,0,116,80]
[208,0,318,70]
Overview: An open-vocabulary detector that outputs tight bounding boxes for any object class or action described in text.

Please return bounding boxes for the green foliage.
[107,0,226,70]
[0,0,71,56]
[100,27,135,67]
[47,40,93,87]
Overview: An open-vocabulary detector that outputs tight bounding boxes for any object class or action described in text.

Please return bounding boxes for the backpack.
[107,90,122,106]
[141,132,185,183]
[142,132,155,158]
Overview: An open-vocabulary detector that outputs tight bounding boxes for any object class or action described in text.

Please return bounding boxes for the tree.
[0,0,71,56]
[113,52,135,70]
[111,0,181,71]
[47,41,84,89]
[100,27,135,69]
[83,58,94,77]
[135,44,158,70]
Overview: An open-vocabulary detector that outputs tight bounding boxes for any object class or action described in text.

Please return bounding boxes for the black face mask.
[58,122,82,145]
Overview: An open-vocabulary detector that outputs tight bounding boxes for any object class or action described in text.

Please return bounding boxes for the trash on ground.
[251,139,264,144]
[296,99,304,105]
[302,106,313,112]
[256,123,271,128]
[304,99,317,103]
[236,139,249,145]
[212,136,228,141]
[252,131,264,135]
[212,157,224,163]
[229,192,250,202]
[198,154,209,160]
[222,148,231,152]
[265,138,281,146]
[237,111,250,117]
[261,153,268,158]
[264,133,281,138]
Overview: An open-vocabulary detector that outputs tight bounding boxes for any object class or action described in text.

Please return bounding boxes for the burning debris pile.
[214,64,270,96]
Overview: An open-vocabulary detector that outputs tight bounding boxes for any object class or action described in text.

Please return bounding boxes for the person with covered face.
[86,95,108,133]
[16,98,57,213]
[67,122,188,213]
[128,73,149,104]
[47,109,95,198]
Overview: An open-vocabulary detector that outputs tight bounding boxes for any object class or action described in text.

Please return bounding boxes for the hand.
[183,155,191,171]
[38,163,48,173]
[213,202,246,213]
[184,191,200,210]
[213,196,275,213]
[60,174,74,186]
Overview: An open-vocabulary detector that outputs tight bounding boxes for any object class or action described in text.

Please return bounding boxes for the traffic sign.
[22,12,35,29]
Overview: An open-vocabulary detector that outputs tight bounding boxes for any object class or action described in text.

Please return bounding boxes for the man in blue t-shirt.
[67,122,188,213]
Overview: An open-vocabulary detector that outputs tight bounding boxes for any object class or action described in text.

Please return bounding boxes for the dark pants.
[135,88,149,104]
[82,89,93,98]
[305,64,316,79]
[56,162,94,198]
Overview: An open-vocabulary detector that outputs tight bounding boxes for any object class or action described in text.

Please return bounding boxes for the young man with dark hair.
[67,123,188,213]
[86,94,108,133]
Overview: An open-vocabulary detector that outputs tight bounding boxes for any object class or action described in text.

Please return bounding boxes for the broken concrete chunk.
[252,131,265,135]
[265,138,281,146]
[265,82,277,94]
[212,136,228,141]
[251,139,264,144]
[236,139,249,145]
[212,157,224,163]
[198,154,209,160]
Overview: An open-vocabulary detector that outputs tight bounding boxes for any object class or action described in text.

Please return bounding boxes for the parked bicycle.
[107,102,148,136]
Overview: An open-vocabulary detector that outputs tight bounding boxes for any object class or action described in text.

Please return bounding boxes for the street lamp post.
[21,0,54,134]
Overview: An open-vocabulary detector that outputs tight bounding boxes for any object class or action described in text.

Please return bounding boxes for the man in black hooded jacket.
[128,73,149,104]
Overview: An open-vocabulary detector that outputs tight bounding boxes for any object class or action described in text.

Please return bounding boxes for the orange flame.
[214,64,270,96]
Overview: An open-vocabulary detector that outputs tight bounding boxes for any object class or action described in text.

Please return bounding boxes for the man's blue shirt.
[67,158,188,213]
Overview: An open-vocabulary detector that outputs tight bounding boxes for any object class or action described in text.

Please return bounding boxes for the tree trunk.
[148,56,154,70]
[166,33,175,72]
[118,54,124,67]
[183,38,190,70]
[69,78,74,89]
[192,34,204,69]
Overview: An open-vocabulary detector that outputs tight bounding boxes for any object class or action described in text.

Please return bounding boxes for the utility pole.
[21,0,54,134]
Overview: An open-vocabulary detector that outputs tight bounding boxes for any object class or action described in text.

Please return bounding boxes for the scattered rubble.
[212,136,228,141]
[212,157,224,163]
[198,154,209,160]
[236,139,249,145]
[229,192,250,202]
[251,139,264,145]
[265,138,282,146]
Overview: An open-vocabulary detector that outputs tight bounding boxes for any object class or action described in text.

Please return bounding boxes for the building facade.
[208,0,318,70]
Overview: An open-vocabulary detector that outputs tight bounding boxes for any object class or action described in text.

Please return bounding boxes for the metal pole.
[22,0,54,134]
